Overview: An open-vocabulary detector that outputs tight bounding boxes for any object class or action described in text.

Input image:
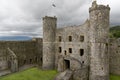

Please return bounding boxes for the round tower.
[89,1,110,80]
[42,16,57,70]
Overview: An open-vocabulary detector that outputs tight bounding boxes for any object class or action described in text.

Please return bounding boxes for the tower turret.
[89,1,110,80]
[42,16,57,70]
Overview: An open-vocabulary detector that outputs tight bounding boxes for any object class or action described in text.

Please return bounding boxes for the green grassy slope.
[110,74,120,80]
[0,68,58,80]
[0,68,120,80]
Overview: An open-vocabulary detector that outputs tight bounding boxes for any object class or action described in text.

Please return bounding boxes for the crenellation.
[89,1,110,13]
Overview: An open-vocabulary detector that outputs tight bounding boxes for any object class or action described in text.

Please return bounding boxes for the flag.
[52,4,56,7]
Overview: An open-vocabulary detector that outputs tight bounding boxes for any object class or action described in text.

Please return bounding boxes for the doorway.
[64,60,70,69]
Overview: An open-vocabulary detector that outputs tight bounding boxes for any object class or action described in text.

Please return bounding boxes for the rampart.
[0,38,42,71]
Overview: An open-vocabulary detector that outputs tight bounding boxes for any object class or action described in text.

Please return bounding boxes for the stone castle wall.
[55,20,90,80]
[55,20,90,69]
[109,38,120,75]
[42,1,120,80]
[0,38,42,71]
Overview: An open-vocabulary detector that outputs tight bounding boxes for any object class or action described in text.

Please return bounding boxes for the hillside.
[110,26,120,38]
[0,36,32,41]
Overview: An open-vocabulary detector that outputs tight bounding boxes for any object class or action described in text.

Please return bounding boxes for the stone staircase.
[54,69,73,80]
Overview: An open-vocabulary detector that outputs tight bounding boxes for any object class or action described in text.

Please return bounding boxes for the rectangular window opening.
[80,36,84,42]
[69,48,72,53]
[69,36,72,42]
[59,36,62,42]
[59,47,62,53]
[80,49,84,56]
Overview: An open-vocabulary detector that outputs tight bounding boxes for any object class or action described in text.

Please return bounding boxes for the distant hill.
[110,26,120,38]
[0,26,119,41]
[0,36,32,41]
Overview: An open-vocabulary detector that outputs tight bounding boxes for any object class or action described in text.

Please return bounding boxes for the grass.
[0,68,58,80]
[0,68,120,80]
[110,74,120,80]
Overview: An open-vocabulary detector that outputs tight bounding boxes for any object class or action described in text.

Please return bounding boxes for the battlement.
[89,1,110,12]
[43,16,57,20]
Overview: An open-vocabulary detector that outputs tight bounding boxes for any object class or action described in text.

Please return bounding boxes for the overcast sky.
[0,0,119,37]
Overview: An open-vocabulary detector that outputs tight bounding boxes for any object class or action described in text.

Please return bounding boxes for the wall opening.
[116,51,118,53]
[8,60,11,69]
[80,35,84,42]
[41,57,42,62]
[80,49,84,56]
[102,67,103,70]
[24,60,26,64]
[69,36,72,42]
[35,57,37,62]
[64,50,67,55]
[30,59,32,64]
[59,36,61,42]
[59,47,62,53]
[82,61,84,64]
[64,60,70,69]
[69,48,72,53]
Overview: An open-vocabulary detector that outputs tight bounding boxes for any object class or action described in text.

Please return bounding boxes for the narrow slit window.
[35,57,37,62]
[59,47,62,53]
[64,50,67,55]
[80,36,84,42]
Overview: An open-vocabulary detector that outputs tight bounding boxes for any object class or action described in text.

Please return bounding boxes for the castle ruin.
[42,1,120,80]
[0,1,119,80]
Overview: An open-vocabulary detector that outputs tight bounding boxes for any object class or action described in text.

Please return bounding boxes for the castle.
[0,1,119,80]
[42,1,120,80]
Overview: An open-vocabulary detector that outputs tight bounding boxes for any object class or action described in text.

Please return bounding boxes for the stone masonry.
[42,1,120,80]
[0,38,42,74]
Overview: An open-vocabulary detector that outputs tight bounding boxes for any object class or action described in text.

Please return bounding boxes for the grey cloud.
[0,0,119,37]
